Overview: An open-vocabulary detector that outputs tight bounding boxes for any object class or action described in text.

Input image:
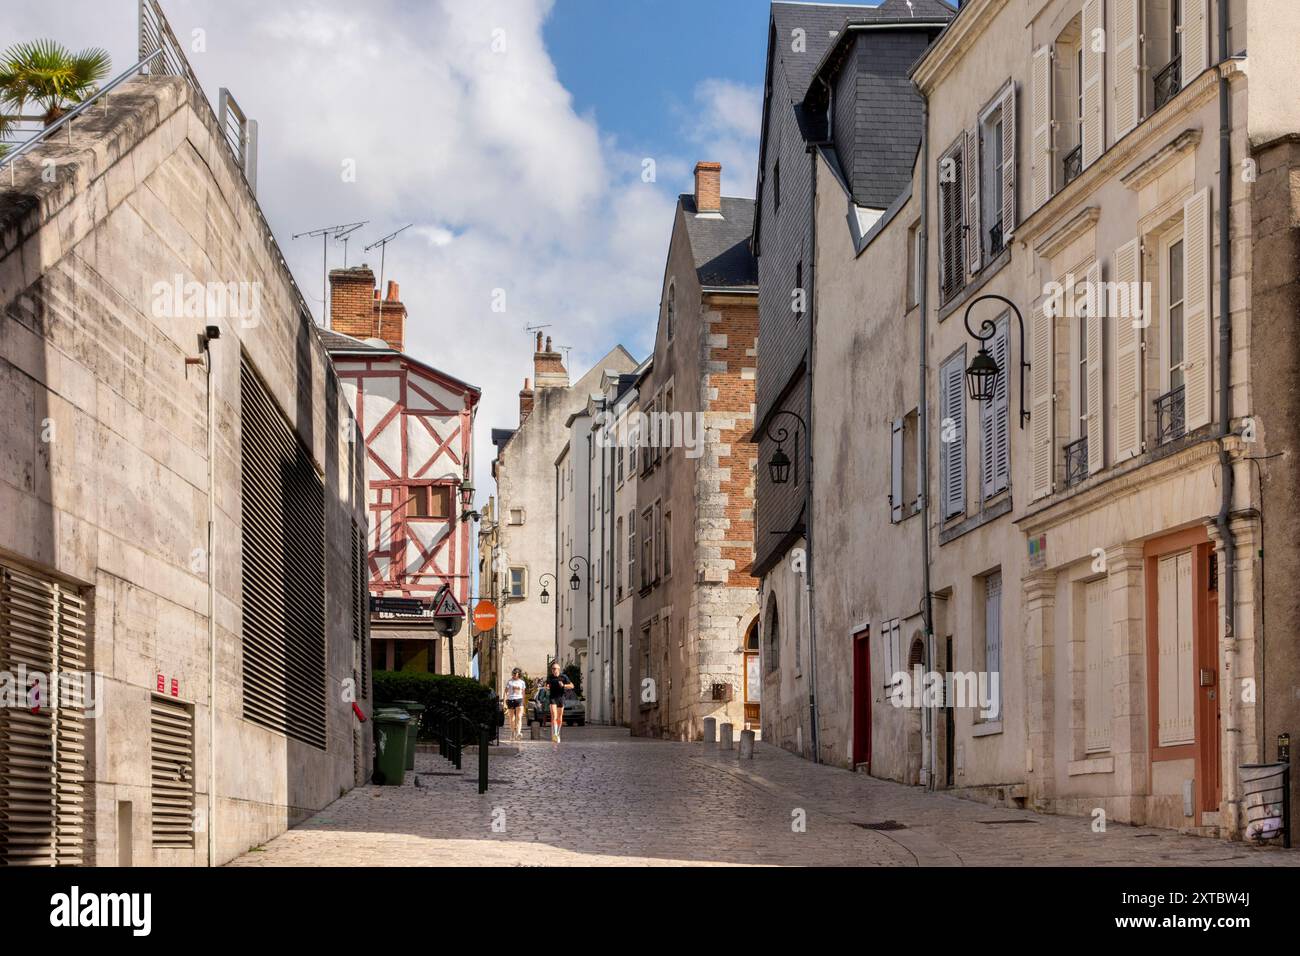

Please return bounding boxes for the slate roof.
[491,428,516,450]
[679,195,758,289]
[316,325,481,397]
[770,1,874,102]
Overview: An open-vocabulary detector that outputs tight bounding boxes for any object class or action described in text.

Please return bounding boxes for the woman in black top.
[545,662,573,744]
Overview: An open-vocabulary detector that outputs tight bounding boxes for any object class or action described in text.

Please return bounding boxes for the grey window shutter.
[891,418,904,522]
[992,320,1011,493]
[985,573,1002,716]
[940,354,966,520]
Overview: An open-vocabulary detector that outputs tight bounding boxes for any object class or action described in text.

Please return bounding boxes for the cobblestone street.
[229,727,1300,867]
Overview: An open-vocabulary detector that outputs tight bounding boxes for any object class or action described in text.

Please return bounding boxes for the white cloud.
[7,1,759,516]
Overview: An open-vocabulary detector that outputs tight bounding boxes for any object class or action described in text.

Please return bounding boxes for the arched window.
[764,593,781,673]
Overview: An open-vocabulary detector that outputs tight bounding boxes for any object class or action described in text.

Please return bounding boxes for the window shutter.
[1112,238,1144,460]
[1183,187,1213,431]
[1030,297,1055,500]
[1182,0,1209,80]
[1081,0,1105,168]
[1085,261,1106,475]
[1000,83,1017,239]
[1157,552,1195,746]
[150,697,195,848]
[891,418,904,523]
[980,320,1010,499]
[940,354,966,520]
[964,126,981,275]
[1030,45,1054,211]
[1084,577,1112,753]
[1113,0,1141,138]
[985,573,1002,714]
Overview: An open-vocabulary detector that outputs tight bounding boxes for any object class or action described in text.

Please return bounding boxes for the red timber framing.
[331,351,479,611]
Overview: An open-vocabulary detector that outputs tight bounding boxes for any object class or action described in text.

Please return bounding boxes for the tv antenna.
[365,224,413,342]
[292,220,368,326]
[334,222,366,268]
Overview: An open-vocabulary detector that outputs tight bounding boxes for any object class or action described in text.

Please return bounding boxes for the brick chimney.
[519,377,535,424]
[327,266,406,351]
[533,332,568,389]
[694,161,722,214]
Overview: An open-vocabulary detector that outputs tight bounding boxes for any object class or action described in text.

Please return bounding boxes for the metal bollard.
[479,723,490,794]
[739,729,755,759]
[452,714,462,769]
[703,717,717,745]
[720,722,734,750]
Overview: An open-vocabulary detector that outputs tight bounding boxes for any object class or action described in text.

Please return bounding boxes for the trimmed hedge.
[373,671,495,739]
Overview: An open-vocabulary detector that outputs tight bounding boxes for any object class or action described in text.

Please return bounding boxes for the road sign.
[370,596,425,616]
[472,600,498,633]
[431,587,464,619]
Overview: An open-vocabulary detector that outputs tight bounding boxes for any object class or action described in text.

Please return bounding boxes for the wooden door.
[743,619,760,728]
[1198,548,1221,812]
[853,628,871,769]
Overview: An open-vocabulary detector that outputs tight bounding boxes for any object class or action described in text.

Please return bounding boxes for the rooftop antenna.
[292,220,368,326]
[364,224,413,341]
[333,222,367,268]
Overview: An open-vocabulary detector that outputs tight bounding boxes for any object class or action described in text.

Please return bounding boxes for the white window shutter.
[1085,261,1106,475]
[1113,0,1141,139]
[891,418,904,523]
[1182,0,1209,80]
[1112,238,1144,460]
[1081,0,1105,168]
[1084,577,1112,753]
[981,319,1010,498]
[1030,297,1055,500]
[985,573,1002,713]
[965,126,981,275]
[941,354,966,519]
[1183,187,1213,431]
[1030,45,1054,211]
[1000,84,1017,239]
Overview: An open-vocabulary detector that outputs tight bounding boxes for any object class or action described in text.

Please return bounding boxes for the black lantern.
[962,293,1030,429]
[569,572,581,591]
[538,572,556,605]
[965,345,1002,403]
[459,478,475,510]
[539,587,550,605]
[567,555,590,593]
[768,445,792,485]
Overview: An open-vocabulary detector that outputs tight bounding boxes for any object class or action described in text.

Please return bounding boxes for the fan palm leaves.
[0,40,112,127]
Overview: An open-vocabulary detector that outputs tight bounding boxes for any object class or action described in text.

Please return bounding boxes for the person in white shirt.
[504,668,527,740]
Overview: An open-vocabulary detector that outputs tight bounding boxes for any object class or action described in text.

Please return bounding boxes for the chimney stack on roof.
[694,161,722,214]
[328,265,407,351]
[519,377,535,423]
[533,329,569,390]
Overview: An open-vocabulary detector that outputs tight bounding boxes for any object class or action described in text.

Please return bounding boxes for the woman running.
[504,668,526,740]
[545,662,573,744]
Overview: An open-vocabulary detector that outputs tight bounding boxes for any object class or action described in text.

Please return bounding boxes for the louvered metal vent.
[353,520,368,700]
[150,697,194,848]
[239,357,328,749]
[0,561,87,866]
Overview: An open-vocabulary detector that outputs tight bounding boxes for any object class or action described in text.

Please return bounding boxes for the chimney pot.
[545,335,552,352]
[386,280,399,302]
[535,331,543,352]
[694,161,722,214]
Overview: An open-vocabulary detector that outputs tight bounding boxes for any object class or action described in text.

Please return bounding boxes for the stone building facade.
[491,336,635,686]
[0,76,369,865]
[632,162,759,740]
[801,0,1300,840]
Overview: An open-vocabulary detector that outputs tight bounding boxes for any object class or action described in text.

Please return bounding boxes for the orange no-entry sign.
[472,600,498,633]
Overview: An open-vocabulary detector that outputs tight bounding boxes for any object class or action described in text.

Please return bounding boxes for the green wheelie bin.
[393,699,426,771]
[372,710,410,785]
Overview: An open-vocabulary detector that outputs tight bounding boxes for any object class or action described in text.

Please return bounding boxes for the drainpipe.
[1214,0,1240,834]
[805,123,822,764]
[203,333,217,866]
[915,87,937,791]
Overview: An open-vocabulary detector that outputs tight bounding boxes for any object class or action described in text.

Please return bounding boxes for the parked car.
[528,689,586,726]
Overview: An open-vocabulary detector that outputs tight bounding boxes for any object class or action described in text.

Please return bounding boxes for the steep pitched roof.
[316,325,481,398]
[770,1,871,102]
[679,195,758,288]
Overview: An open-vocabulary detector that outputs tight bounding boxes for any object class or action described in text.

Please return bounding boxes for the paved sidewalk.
[227,727,1298,867]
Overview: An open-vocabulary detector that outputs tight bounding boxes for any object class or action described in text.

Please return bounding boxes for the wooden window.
[509,567,525,599]
[1156,551,1195,746]
[1030,293,1055,499]
[939,350,966,520]
[938,139,966,301]
[1081,0,1104,168]
[407,485,451,519]
[1112,238,1144,460]
[640,507,653,589]
[1113,0,1141,137]
[1030,44,1054,210]
[662,511,672,578]
[628,509,636,586]
[1181,188,1212,430]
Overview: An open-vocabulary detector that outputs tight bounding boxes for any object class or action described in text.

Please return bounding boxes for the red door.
[853,629,871,769]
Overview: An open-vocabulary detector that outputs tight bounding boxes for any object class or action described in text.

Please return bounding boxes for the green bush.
[373,671,495,738]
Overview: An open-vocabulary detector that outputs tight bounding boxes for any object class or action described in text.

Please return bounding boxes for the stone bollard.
[530,723,539,740]
[720,722,734,750]
[739,729,755,759]
[703,717,717,745]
